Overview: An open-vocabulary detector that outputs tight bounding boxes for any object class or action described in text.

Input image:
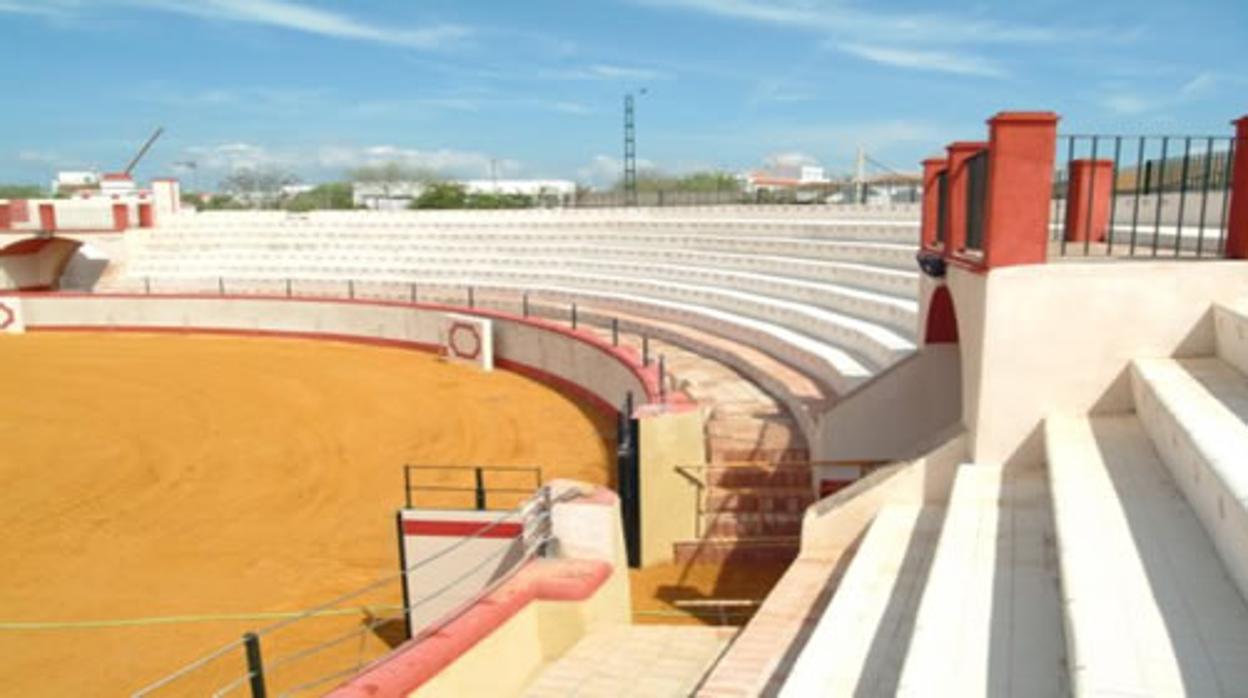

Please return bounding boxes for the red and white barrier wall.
[8,292,660,415]
[1,196,158,234]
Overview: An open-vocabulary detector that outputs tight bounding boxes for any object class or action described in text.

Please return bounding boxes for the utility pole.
[623,94,637,206]
[855,146,867,204]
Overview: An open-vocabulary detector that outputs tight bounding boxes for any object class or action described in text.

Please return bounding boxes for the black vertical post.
[394,511,413,641]
[348,279,355,299]
[243,632,266,698]
[285,278,292,298]
[468,286,475,309]
[410,283,417,303]
[218,277,225,296]
[1151,137,1169,256]
[642,335,650,366]
[403,465,412,509]
[144,277,151,295]
[522,293,530,318]
[611,318,619,346]
[1174,137,1192,257]
[571,302,578,329]
[615,395,641,568]
[658,355,667,401]
[474,467,486,511]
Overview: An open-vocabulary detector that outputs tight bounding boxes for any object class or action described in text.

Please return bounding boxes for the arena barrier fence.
[131,488,568,698]
[403,464,542,511]
[129,279,671,395]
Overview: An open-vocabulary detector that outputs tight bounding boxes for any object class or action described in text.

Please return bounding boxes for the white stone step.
[780,504,942,697]
[897,463,1065,697]
[1131,357,1248,605]
[1215,301,1248,378]
[1046,414,1248,697]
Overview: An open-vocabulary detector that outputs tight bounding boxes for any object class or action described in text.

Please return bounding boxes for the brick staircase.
[675,458,815,564]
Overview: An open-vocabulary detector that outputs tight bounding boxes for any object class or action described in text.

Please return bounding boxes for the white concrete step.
[1215,300,1248,378]
[780,504,942,697]
[1046,414,1248,697]
[897,462,1065,697]
[1131,356,1248,604]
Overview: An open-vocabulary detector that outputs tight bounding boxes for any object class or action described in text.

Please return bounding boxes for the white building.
[51,171,100,195]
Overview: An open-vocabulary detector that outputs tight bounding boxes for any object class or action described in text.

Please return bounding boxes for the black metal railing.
[964,150,989,251]
[403,464,542,511]
[935,170,949,246]
[1050,134,1235,258]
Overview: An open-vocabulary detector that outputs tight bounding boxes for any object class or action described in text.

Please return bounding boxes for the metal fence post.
[144,277,151,295]
[468,286,475,308]
[410,282,417,303]
[611,317,619,346]
[243,632,267,698]
[474,467,486,511]
[658,355,667,401]
[642,336,650,366]
[523,293,530,318]
[285,278,292,298]
[571,302,578,329]
[348,279,355,299]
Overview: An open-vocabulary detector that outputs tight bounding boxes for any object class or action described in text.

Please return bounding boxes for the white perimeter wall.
[14,294,652,414]
[950,260,1248,465]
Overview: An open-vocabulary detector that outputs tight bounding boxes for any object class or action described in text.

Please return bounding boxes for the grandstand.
[2,109,1248,696]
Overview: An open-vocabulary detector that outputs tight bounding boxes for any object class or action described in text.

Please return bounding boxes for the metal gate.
[616,392,641,568]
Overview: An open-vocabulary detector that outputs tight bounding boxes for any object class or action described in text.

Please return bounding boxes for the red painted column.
[943,141,988,260]
[920,157,947,250]
[138,202,155,228]
[38,203,56,232]
[982,112,1059,269]
[1064,159,1114,242]
[0,202,10,230]
[112,203,130,231]
[1226,116,1248,259]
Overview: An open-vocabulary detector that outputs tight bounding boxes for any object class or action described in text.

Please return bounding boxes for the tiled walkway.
[523,625,737,697]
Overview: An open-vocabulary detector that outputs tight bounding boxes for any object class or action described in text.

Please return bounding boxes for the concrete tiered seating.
[1046,415,1248,696]
[121,209,921,401]
[896,462,1065,697]
[1131,319,1248,603]
[780,505,942,696]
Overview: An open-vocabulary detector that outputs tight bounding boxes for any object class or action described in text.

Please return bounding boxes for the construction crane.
[122,127,164,176]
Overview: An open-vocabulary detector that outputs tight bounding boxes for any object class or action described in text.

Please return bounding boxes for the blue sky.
[0,0,1243,189]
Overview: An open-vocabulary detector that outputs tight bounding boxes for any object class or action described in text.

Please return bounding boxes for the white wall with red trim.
[10,293,658,415]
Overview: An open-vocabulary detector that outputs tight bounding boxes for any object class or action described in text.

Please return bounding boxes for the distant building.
[352,179,578,210]
[51,171,100,196]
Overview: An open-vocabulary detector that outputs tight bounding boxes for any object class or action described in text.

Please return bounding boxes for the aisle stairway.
[702,299,1248,696]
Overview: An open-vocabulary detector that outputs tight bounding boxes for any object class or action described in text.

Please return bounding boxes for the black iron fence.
[1050,134,1236,258]
[403,464,542,511]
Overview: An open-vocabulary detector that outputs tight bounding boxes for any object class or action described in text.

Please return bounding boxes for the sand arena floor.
[0,331,614,696]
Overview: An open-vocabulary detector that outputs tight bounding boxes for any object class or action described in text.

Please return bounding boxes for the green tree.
[284,182,355,212]
[347,162,439,197]
[411,182,467,209]
[0,184,46,199]
[220,167,298,208]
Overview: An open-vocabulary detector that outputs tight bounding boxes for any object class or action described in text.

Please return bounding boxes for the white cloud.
[2,0,471,49]
[576,154,656,187]
[764,152,819,169]
[1179,72,1218,99]
[836,43,1006,78]
[184,142,520,179]
[539,63,675,82]
[627,0,1101,46]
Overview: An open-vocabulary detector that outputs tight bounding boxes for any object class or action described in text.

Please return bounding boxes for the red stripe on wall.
[401,520,524,538]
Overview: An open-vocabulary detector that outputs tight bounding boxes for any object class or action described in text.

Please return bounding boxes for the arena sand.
[0,331,614,696]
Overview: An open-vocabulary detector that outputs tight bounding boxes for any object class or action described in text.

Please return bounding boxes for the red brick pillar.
[112,203,130,231]
[943,141,988,260]
[1064,159,1114,243]
[982,112,1059,269]
[38,203,56,232]
[920,157,947,250]
[138,202,155,228]
[1226,116,1248,259]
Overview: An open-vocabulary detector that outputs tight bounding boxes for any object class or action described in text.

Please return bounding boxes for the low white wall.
[14,294,653,414]
[951,260,1248,465]
[813,345,961,461]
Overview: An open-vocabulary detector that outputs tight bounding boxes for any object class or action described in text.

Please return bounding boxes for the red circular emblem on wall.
[0,303,14,330]
[448,322,482,360]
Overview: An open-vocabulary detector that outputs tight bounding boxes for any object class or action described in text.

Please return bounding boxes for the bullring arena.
[6,110,1248,697]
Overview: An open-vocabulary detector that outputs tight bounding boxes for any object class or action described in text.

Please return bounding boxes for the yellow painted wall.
[637,407,706,567]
